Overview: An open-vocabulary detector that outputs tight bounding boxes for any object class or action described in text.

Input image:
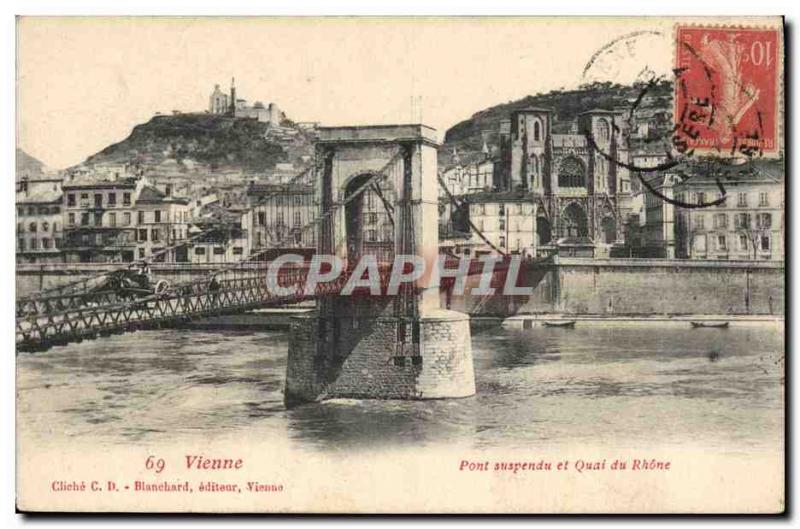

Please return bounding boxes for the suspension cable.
[436,172,507,257]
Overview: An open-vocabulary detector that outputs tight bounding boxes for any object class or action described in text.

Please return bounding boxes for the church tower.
[229,77,237,116]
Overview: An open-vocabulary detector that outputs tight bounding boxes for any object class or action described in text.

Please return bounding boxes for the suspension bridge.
[16,125,551,356]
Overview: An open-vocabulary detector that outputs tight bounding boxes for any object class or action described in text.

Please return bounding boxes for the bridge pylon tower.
[285,125,475,405]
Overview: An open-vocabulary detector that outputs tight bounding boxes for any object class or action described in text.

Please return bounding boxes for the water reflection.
[17,324,783,454]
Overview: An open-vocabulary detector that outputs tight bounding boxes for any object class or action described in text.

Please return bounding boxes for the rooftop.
[16,189,62,204]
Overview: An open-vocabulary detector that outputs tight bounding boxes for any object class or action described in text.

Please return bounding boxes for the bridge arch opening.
[344,173,395,267]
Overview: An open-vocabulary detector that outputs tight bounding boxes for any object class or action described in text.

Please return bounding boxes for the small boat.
[690,321,730,329]
[543,320,576,328]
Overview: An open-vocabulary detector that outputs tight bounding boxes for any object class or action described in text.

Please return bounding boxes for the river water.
[17,323,784,455]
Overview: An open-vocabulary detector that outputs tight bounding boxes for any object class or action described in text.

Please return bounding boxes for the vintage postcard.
[14,16,785,513]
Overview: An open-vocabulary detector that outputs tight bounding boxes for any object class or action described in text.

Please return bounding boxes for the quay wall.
[443,258,785,317]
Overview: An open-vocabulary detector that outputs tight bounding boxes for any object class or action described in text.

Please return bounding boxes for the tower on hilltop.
[229,77,237,116]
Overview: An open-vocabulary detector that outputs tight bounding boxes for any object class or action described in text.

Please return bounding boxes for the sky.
[15,17,687,170]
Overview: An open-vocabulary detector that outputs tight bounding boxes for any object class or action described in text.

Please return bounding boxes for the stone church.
[499,107,634,250]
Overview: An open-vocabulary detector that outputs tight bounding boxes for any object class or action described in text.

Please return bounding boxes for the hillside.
[16,148,47,180]
[440,80,674,168]
[82,113,315,179]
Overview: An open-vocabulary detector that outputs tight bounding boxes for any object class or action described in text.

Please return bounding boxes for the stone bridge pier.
[285,125,475,405]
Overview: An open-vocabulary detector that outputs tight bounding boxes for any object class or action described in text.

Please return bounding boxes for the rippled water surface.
[17,324,784,453]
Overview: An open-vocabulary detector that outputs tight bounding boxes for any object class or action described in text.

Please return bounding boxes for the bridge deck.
[16,257,547,353]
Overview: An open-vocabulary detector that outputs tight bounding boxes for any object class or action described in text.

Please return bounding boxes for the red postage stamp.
[673,25,782,158]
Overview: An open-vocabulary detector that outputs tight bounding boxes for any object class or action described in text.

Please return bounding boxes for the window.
[233,247,244,255]
[94,213,102,226]
[17,238,24,251]
[717,235,727,251]
[16,223,22,233]
[294,211,302,226]
[52,206,60,214]
[739,234,749,251]
[28,222,37,232]
[757,213,772,229]
[697,192,706,205]
[67,194,76,207]
[68,213,75,226]
[366,230,376,242]
[516,203,523,214]
[42,238,51,249]
[499,236,506,248]
[154,210,162,223]
[596,118,610,142]
[694,215,705,230]
[194,247,206,255]
[123,193,131,206]
[94,194,102,207]
[258,212,266,226]
[213,246,225,255]
[138,211,145,224]
[735,213,751,229]
[108,193,117,206]
[499,204,505,215]
[737,192,748,207]
[499,219,506,231]
[123,212,131,226]
[17,207,24,217]
[81,213,89,226]
[138,229,148,242]
[30,238,38,250]
[276,212,284,225]
[557,156,586,188]
[759,192,769,207]
[760,235,770,251]
[109,213,117,227]
[713,213,727,229]
[151,229,159,242]
[42,222,49,232]
[138,248,145,258]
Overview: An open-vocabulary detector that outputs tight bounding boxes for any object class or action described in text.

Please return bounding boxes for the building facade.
[208,79,285,124]
[189,208,250,264]
[133,185,192,262]
[671,161,784,261]
[16,183,64,264]
[61,176,146,263]
[209,84,230,115]
[466,192,536,256]
[489,107,634,255]
[246,182,317,255]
